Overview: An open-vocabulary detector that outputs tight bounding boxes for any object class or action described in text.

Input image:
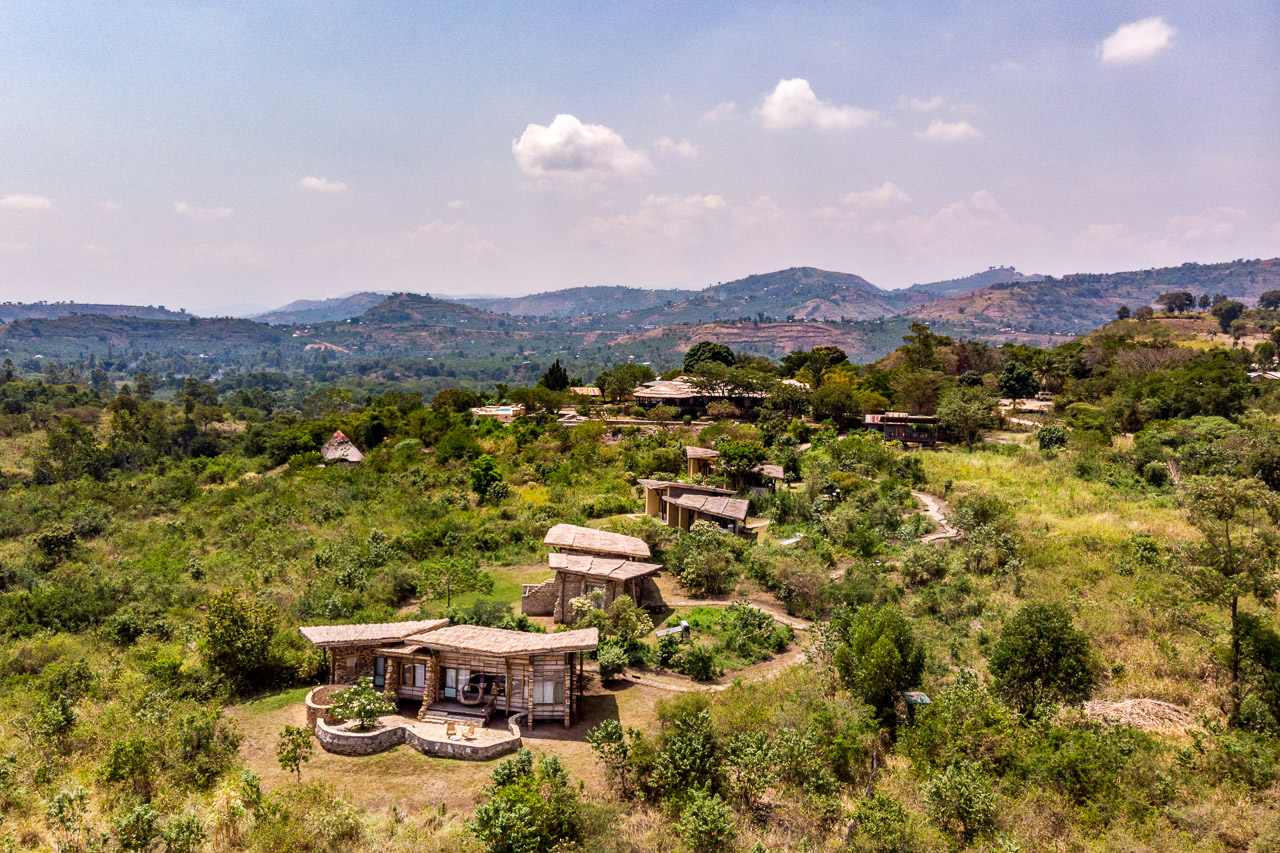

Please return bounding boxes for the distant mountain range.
[249,292,390,325]
[907,258,1280,335]
[0,301,191,322]
[5,258,1278,367]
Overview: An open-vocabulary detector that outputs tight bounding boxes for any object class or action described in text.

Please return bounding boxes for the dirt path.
[913,489,960,544]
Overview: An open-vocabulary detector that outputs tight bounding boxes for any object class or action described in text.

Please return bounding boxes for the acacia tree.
[418,557,494,608]
[1182,476,1280,724]
[275,725,314,781]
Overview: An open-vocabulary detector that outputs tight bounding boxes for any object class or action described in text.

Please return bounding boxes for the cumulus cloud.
[99,201,122,211]
[872,190,1007,248]
[414,219,498,257]
[701,101,738,121]
[298,176,348,193]
[653,137,699,158]
[174,202,233,220]
[1098,17,1175,64]
[844,182,911,206]
[757,79,880,130]
[1,194,54,210]
[906,95,944,111]
[512,114,652,180]
[1073,223,1138,252]
[584,193,783,246]
[1161,207,1247,246]
[447,199,465,210]
[0,241,30,254]
[916,119,983,141]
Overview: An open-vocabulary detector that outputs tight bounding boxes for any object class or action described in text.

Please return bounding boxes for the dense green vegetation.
[1,308,1279,851]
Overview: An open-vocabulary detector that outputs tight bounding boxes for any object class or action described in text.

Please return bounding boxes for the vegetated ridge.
[249,292,390,325]
[904,265,1044,298]
[0,301,192,322]
[456,285,699,318]
[908,258,1280,335]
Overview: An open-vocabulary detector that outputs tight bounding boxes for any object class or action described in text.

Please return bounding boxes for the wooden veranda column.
[563,652,572,728]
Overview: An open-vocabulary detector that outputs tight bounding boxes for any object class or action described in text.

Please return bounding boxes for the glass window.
[374,657,385,690]
[402,664,412,686]
[414,664,425,688]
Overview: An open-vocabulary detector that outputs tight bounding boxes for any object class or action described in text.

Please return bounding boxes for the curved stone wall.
[312,714,522,760]
[305,684,348,730]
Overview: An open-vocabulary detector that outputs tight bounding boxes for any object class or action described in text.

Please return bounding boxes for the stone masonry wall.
[520,579,559,616]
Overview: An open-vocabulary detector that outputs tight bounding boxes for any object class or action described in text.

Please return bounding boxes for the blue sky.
[0,1,1276,313]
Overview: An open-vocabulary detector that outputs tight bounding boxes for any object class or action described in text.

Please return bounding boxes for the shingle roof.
[637,479,734,495]
[300,619,448,647]
[543,523,651,558]
[549,552,662,581]
[684,445,720,459]
[321,430,365,463]
[404,624,599,655]
[755,463,785,480]
[662,493,750,522]
[633,376,700,401]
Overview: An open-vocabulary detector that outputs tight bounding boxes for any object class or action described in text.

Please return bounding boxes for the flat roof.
[663,493,750,522]
[544,523,651,559]
[404,624,599,656]
[549,552,662,581]
[684,445,719,459]
[300,619,449,647]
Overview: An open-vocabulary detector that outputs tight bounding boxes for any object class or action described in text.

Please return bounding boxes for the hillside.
[906,265,1043,298]
[0,301,192,322]
[457,285,698,318]
[0,314,289,357]
[354,292,513,329]
[250,292,389,325]
[907,257,1280,335]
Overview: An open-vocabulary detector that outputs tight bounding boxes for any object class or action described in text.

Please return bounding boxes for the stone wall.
[520,579,558,616]
[305,684,347,729]
[313,717,521,761]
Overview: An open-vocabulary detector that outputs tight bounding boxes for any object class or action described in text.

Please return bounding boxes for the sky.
[0,1,1277,314]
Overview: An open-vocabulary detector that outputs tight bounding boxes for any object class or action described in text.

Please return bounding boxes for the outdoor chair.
[461,723,475,740]
[445,721,458,740]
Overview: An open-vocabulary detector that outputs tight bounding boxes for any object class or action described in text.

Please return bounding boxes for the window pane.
[553,680,564,704]
[414,664,425,687]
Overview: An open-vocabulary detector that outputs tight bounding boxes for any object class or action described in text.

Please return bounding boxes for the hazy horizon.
[1,2,1277,313]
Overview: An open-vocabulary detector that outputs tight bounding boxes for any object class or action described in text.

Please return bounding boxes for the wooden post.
[504,658,512,714]
[563,653,572,728]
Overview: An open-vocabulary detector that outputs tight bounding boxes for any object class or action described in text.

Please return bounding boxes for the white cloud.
[701,101,738,121]
[872,190,1008,249]
[906,95,944,111]
[1098,17,1175,65]
[0,194,53,210]
[298,176,348,193]
[98,201,122,211]
[512,114,652,180]
[583,193,783,246]
[1073,223,1138,253]
[1161,207,1247,246]
[174,202,233,220]
[414,219,498,256]
[844,182,911,206]
[188,243,264,265]
[653,137,699,159]
[757,79,880,130]
[916,119,983,141]
[0,241,30,254]
[446,199,465,210]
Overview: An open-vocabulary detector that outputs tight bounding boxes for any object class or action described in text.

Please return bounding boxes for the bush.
[989,602,1097,716]
[853,792,911,853]
[470,749,582,853]
[330,677,395,731]
[675,643,722,682]
[674,789,737,853]
[1036,423,1068,450]
[667,520,742,595]
[923,760,995,845]
[597,642,629,681]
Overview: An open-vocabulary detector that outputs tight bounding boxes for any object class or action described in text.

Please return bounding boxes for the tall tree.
[418,557,495,608]
[936,386,997,449]
[1182,476,1280,724]
[1211,300,1246,333]
[989,602,1097,716]
[539,359,570,392]
[683,341,735,372]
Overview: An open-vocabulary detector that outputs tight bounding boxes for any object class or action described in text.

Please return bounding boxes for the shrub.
[829,604,925,724]
[597,642,629,681]
[900,545,949,587]
[1036,424,1068,450]
[667,520,742,595]
[923,760,995,845]
[674,789,737,853]
[989,602,1097,716]
[853,792,911,853]
[330,677,395,731]
[470,749,582,853]
[675,643,722,682]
